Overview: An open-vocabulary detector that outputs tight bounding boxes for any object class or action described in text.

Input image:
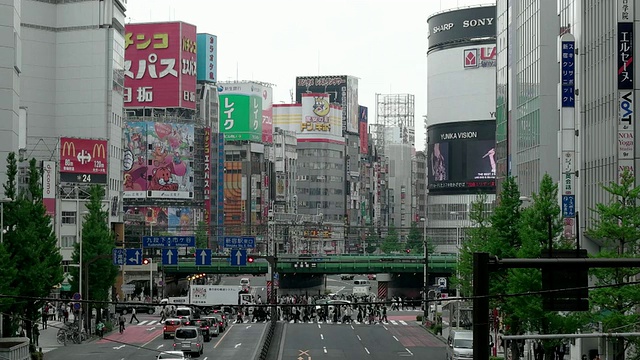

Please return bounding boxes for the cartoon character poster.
[145,207,169,231]
[168,207,193,235]
[146,122,194,199]
[123,122,148,198]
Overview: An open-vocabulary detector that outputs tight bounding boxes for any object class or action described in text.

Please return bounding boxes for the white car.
[240,277,251,289]
[156,351,188,360]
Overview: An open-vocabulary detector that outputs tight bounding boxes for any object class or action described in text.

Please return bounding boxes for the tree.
[3,157,63,341]
[457,193,492,297]
[195,221,208,249]
[380,225,400,254]
[70,185,118,323]
[364,226,380,254]
[586,169,640,360]
[0,152,18,338]
[406,222,423,253]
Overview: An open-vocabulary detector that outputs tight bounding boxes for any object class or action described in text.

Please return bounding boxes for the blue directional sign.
[230,249,247,266]
[195,249,212,266]
[562,195,576,218]
[223,236,256,249]
[112,248,126,265]
[125,248,142,265]
[162,248,178,265]
[142,236,196,248]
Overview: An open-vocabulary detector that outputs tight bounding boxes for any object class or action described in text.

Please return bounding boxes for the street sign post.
[162,249,178,265]
[222,236,256,249]
[125,248,142,265]
[142,236,196,247]
[230,249,247,266]
[195,249,212,266]
[112,248,126,265]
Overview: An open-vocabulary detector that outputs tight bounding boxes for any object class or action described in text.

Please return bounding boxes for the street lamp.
[450,211,463,329]
[143,258,152,301]
[420,217,428,325]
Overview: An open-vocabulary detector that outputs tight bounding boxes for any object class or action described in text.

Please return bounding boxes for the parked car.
[340,274,355,280]
[173,326,204,357]
[190,319,213,342]
[115,303,155,315]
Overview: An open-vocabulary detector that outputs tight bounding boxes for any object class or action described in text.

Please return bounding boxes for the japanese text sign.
[124,22,197,109]
[222,236,256,249]
[219,94,262,141]
[618,22,633,90]
[196,33,217,83]
[142,235,196,247]
[561,41,575,108]
[59,137,108,175]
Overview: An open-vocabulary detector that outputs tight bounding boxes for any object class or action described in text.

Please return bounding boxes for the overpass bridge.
[160,254,457,275]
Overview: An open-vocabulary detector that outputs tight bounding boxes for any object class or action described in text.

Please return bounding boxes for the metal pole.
[150,259,153,302]
[422,218,428,323]
[1,202,3,338]
[77,197,83,328]
[456,226,461,329]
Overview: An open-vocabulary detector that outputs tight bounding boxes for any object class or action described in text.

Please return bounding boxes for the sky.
[126,0,493,151]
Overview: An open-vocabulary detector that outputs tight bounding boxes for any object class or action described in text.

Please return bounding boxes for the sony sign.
[428,6,497,50]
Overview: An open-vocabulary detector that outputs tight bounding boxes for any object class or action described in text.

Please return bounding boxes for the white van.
[353,279,370,286]
[175,306,193,320]
[446,330,474,360]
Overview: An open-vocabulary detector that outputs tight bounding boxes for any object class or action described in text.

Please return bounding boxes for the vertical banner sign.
[196,33,217,83]
[42,161,56,217]
[203,127,212,246]
[217,133,225,249]
[359,106,369,155]
[559,34,576,239]
[617,4,635,180]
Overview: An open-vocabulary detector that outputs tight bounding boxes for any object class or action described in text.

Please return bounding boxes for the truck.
[190,285,254,309]
[353,286,370,297]
[160,297,189,306]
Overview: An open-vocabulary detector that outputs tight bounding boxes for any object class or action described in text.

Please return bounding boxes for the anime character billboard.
[168,207,193,235]
[123,122,149,198]
[146,122,194,199]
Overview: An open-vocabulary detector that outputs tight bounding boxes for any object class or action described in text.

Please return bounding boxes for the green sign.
[219,94,263,141]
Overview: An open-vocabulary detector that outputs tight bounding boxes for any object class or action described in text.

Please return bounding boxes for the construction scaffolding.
[372,94,416,154]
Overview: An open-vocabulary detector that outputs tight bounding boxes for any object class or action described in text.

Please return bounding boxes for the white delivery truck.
[190,285,254,309]
[353,286,370,297]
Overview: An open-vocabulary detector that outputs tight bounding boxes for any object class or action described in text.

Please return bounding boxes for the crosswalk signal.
[247,256,255,263]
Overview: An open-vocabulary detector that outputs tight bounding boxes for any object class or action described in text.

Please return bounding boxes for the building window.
[60,235,76,248]
[61,211,76,224]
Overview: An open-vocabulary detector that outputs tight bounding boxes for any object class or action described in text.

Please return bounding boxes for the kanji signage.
[59,137,108,184]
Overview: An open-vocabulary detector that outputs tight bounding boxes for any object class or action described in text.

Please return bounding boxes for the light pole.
[450,211,463,329]
[420,217,428,325]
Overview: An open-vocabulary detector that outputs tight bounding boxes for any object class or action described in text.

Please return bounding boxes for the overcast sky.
[126,0,493,151]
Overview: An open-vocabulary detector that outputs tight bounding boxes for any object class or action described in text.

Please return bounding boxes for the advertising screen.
[146,122,194,199]
[359,106,369,155]
[218,82,272,143]
[59,137,108,184]
[123,121,149,198]
[196,33,217,83]
[124,22,197,109]
[427,120,496,193]
[295,75,359,134]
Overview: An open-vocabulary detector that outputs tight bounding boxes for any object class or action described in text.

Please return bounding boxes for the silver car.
[173,326,204,357]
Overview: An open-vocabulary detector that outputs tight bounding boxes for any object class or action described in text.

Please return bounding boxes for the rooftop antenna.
[317,50,320,75]
[236,62,239,81]
[289,89,294,103]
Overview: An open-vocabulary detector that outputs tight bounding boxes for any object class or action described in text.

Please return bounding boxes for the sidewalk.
[38,314,97,354]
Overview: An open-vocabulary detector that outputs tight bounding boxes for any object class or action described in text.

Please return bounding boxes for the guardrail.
[256,310,277,360]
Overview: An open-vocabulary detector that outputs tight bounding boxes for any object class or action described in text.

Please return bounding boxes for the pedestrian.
[129,308,139,324]
[381,306,388,323]
[96,320,105,338]
[32,324,40,346]
[41,309,48,329]
[118,313,126,333]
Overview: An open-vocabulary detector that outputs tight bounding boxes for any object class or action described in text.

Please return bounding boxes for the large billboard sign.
[427,120,496,193]
[299,93,344,143]
[203,127,212,241]
[197,33,217,83]
[219,94,262,141]
[42,161,56,217]
[124,22,197,109]
[359,106,369,155]
[59,137,108,184]
[122,122,194,199]
[295,75,359,134]
[218,82,272,143]
[427,6,497,51]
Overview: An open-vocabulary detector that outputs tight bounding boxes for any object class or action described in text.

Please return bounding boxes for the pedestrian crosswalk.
[130,320,161,326]
[274,319,413,326]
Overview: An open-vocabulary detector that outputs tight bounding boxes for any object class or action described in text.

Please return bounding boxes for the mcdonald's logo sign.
[59,137,108,175]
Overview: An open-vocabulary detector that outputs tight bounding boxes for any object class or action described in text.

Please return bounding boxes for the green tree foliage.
[0,152,18,337]
[457,193,491,297]
[3,157,63,339]
[586,169,640,360]
[195,221,208,249]
[70,185,118,321]
[406,222,423,253]
[365,226,380,254]
[380,225,400,254]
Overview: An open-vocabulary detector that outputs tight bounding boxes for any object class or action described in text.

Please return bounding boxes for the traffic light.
[247,256,255,263]
[406,249,411,254]
[142,258,150,265]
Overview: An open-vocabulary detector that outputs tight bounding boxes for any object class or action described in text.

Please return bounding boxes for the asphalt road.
[41,313,267,360]
[277,321,446,360]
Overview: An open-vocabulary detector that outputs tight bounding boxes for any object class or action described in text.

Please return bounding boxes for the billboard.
[300,93,344,143]
[427,6,497,51]
[618,22,633,90]
[295,75,359,134]
[203,127,212,241]
[197,33,217,83]
[218,82,272,143]
[146,122,194,199]
[123,121,149,198]
[59,137,108,184]
[427,45,496,127]
[427,120,496,193]
[124,22,197,109]
[42,161,56,217]
[359,106,369,155]
[168,207,194,235]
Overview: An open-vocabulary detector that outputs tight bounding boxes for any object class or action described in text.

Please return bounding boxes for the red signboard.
[124,22,197,109]
[359,106,369,155]
[59,137,108,175]
[203,127,212,245]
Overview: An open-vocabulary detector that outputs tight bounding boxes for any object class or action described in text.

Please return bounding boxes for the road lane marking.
[320,334,324,340]
[357,335,362,341]
[400,320,408,325]
[351,325,354,330]
[156,344,164,349]
[318,324,321,329]
[393,336,399,342]
[138,321,148,326]
[383,325,388,331]
[364,347,370,354]
[113,345,125,350]
[235,343,242,348]
[324,346,327,353]
[405,348,414,356]
[213,324,234,348]
[246,325,252,329]
[299,350,310,356]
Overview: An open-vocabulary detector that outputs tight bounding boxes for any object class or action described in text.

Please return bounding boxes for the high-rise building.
[0,0,127,285]
[426,5,497,253]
